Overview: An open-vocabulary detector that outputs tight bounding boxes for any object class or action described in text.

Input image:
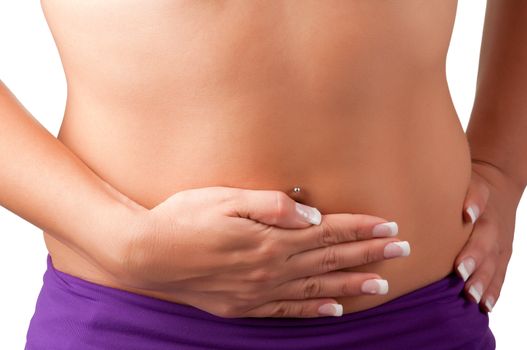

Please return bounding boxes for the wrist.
[471,158,525,207]
[83,198,151,284]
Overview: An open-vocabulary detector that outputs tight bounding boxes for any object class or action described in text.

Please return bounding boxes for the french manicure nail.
[361,279,389,294]
[484,297,495,312]
[318,303,343,317]
[465,205,480,224]
[457,257,476,282]
[468,282,483,303]
[372,222,398,237]
[384,241,411,258]
[295,202,322,225]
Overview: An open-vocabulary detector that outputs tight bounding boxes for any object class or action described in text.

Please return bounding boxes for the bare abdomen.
[46,73,472,314]
[42,0,468,314]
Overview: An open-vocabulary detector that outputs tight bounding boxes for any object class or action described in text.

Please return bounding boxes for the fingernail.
[318,303,343,317]
[295,202,322,225]
[372,222,398,237]
[484,296,495,313]
[456,257,476,282]
[468,281,483,303]
[465,204,480,224]
[361,279,389,294]
[384,241,411,258]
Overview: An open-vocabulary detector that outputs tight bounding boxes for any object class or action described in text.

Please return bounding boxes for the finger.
[284,238,410,280]
[242,298,346,318]
[463,254,497,308]
[226,188,323,229]
[462,175,490,224]
[275,213,398,254]
[269,271,386,301]
[480,251,511,313]
[454,219,496,282]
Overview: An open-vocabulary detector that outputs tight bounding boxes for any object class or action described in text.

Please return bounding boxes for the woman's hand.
[455,160,524,313]
[118,186,410,318]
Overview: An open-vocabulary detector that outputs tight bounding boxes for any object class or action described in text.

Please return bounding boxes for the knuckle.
[318,221,338,247]
[302,276,323,299]
[320,246,340,272]
[361,247,375,265]
[257,240,281,262]
[296,303,309,317]
[340,279,354,296]
[272,302,293,317]
[247,267,274,283]
[347,227,360,242]
[273,191,291,222]
[217,304,242,318]
[347,215,365,240]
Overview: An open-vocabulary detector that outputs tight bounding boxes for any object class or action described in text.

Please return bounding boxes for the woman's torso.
[40,0,473,314]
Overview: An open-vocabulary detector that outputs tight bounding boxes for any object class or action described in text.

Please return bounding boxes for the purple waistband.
[25,254,495,350]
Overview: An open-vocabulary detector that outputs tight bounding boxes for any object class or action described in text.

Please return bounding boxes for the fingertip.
[456,257,476,282]
[484,296,495,312]
[317,301,344,317]
[462,207,471,223]
[464,204,480,224]
[372,221,398,237]
[295,202,322,225]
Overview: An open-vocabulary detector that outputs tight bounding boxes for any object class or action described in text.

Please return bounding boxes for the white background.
[0,1,525,349]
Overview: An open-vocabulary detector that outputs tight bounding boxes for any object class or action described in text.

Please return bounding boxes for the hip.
[26,254,495,350]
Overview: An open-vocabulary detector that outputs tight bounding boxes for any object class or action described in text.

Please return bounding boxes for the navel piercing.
[292,186,302,194]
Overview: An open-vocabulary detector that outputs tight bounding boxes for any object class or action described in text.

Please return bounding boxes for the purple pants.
[26,254,495,349]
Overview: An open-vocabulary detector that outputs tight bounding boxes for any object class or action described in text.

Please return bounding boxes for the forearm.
[0,80,147,276]
[467,0,527,201]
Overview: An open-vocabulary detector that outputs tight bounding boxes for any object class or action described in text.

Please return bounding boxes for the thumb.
[236,189,322,229]
[462,173,490,224]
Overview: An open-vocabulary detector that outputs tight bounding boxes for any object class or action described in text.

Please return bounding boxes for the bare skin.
[2,0,525,319]
[36,0,475,314]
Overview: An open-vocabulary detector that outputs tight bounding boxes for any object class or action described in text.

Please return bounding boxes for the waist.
[57,85,471,206]
[47,94,474,313]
